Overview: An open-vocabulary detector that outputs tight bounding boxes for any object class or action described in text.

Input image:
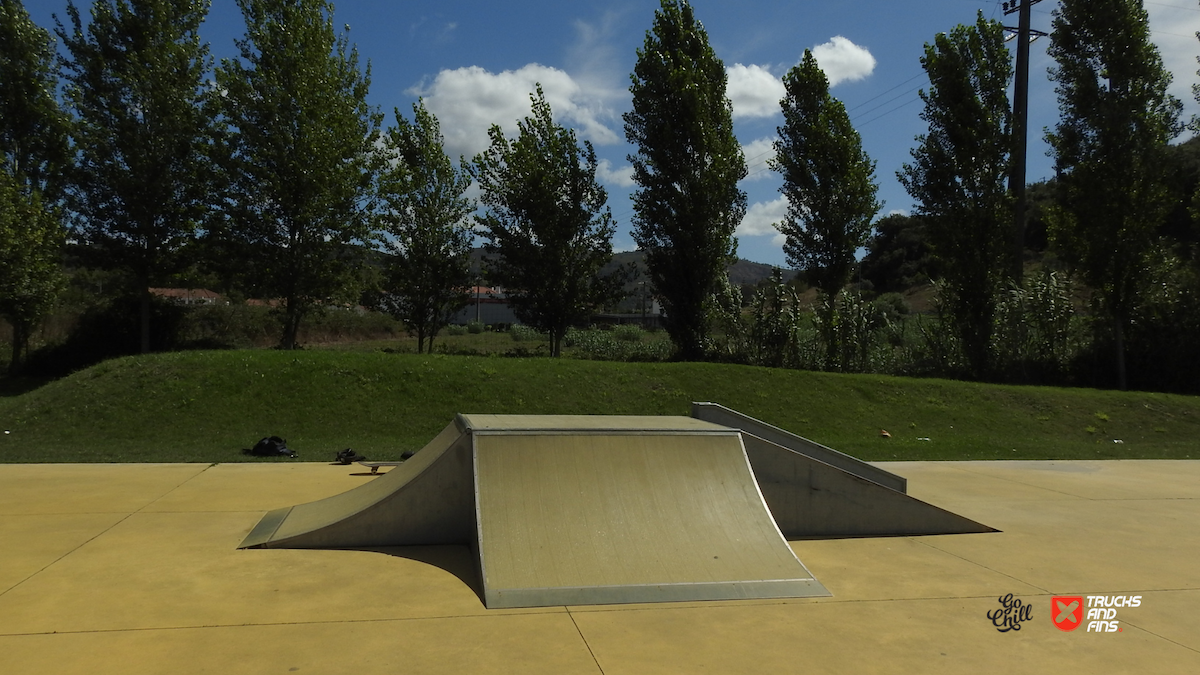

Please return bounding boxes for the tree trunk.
[8,320,29,374]
[1114,315,1127,391]
[550,328,562,357]
[281,301,301,350]
[140,287,152,354]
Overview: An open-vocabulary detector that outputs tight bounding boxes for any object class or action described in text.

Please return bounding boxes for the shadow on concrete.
[354,544,484,606]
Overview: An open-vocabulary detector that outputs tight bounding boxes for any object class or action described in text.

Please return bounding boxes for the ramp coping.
[691,402,907,493]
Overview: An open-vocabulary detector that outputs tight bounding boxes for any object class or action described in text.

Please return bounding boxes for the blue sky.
[26,0,1200,267]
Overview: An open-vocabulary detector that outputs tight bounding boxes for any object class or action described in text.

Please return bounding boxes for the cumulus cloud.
[811,36,876,86]
[596,159,635,188]
[726,63,786,119]
[1145,3,1200,124]
[737,196,789,247]
[740,136,777,181]
[408,64,619,161]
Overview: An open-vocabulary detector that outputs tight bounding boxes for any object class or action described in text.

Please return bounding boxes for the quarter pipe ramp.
[240,408,991,608]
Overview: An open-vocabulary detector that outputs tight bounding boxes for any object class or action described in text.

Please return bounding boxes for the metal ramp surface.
[240,407,993,608]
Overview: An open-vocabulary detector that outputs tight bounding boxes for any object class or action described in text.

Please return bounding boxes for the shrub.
[613,324,643,342]
[445,324,467,336]
[509,324,545,342]
[564,327,672,362]
[467,321,485,334]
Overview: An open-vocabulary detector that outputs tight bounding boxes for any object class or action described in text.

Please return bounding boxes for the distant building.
[452,286,521,326]
[149,288,224,306]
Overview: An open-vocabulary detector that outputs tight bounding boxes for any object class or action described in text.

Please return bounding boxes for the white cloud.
[409,64,619,161]
[726,63,786,119]
[737,196,789,247]
[596,159,635,188]
[1145,3,1200,126]
[811,36,876,87]
[741,136,777,181]
[724,38,875,121]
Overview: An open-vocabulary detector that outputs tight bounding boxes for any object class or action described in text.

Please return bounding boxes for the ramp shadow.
[350,544,484,605]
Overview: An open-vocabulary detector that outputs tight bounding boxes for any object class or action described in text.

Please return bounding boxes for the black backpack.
[243,436,297,458]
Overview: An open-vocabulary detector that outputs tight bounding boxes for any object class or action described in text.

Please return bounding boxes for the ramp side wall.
[261,423,476,548]
[691,401,906,493]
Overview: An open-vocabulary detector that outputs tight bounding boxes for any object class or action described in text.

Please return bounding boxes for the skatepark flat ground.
[1,460,1197,674]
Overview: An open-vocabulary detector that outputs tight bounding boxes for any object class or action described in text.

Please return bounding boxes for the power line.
[846,73,925,113]
[850,85,925,122]
[855,96,923,128]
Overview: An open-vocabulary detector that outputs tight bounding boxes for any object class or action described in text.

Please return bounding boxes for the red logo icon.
[1052,596,1083,631]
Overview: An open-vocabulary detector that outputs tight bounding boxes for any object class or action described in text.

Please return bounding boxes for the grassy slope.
[0,349,1197,463]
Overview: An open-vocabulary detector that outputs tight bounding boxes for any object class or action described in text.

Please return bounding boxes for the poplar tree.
[1,0,69,371]
[376,101,473,354]
[1,0,70,196]
[472,86,624,357]
[624,0,746,360]
[1046,0,1182,389]
[58,0,217,354]
[0,170,63,372]
[773,50,879,295]
[217,0,381,349]
[898,13,1014,377]
[772,50,879,369]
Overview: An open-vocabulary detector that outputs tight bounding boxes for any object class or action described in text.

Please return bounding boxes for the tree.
[861,213,935,293]
[624,0,746,360]
[772,50,880,295]
[898,13,1014,378]
[771,49,880,371]
[472,86,625,357]
[375,101,473,354]
[0,169,64,372]
[57,0,217,354]
[1046,0,1182,389]
[217,0,381,349]
[1,0,69,371]
[1,0,70,197]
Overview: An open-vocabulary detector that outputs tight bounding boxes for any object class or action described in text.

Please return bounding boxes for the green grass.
[0,349,1197,463]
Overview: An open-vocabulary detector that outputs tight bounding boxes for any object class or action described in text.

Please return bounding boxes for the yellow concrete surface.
[1,460,1197,674]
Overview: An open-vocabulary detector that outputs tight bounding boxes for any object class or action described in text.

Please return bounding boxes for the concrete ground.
[1,460,1197,674]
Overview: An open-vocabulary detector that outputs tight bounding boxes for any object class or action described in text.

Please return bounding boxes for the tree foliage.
[472,86,624,357]
[216,0,381,348]
[898,13,1014,377]
[861,213,935,294]
[1,0,70,198]
[624,0,746,360]
[771,50,879,295]
[0,168,64,372]
[375,101,473,354]
[1045,0,1182,389]
[1,0,69,371]
[57,0,217,354]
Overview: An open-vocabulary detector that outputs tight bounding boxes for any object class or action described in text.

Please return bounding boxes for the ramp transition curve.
[240,408,993,608]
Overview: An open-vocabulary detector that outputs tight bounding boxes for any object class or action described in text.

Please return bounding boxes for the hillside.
[0,350,1196,463]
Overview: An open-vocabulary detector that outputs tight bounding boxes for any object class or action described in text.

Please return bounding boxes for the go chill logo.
[1052,595,1141,632]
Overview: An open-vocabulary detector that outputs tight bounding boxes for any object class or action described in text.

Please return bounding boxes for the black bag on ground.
[334,448,366,464]
[243,436,297,458]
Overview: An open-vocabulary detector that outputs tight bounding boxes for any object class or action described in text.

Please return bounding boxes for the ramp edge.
[238,506,293,549]
[692,401,907,493]
[485,577,831,609]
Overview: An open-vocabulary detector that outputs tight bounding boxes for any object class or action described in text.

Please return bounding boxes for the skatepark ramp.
[240,407,992,608]
[692,403,995,538]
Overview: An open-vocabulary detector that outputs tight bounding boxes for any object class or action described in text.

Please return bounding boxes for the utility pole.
[1003,0,1046,282]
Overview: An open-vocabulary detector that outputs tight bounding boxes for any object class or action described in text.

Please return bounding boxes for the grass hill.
[0,350,1196,464]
